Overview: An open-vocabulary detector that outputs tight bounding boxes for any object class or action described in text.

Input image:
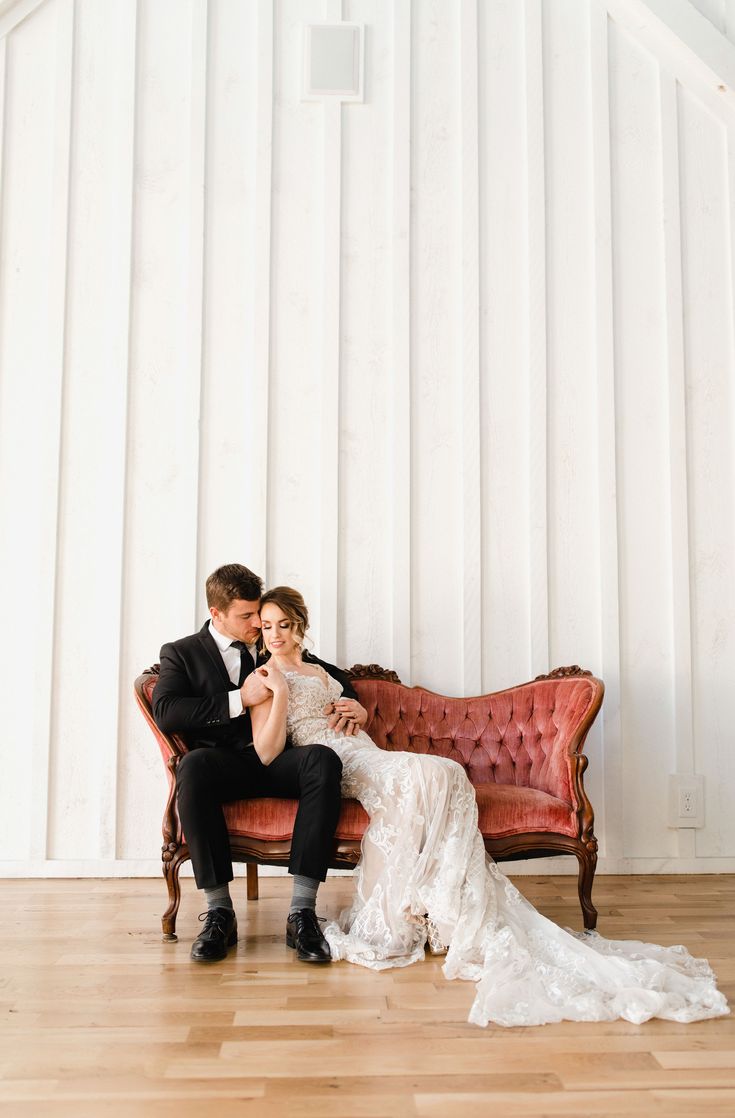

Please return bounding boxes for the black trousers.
[175,742,343,890]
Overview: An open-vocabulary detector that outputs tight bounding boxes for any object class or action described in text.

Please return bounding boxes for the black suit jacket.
[152,621,357,751]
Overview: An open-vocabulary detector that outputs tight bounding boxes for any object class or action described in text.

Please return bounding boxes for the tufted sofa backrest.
[352,675,601,806]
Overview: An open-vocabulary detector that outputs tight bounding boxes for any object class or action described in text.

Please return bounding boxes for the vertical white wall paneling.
[0,24,15,861]
[587,0,620,857]
[253,0,275,583]
[543,0,600,677]
[609,21,676,860]
[659,71,697,862]
[33,0,73,861]
[46,0,137,861]
[522,0,549,678]
[318,103,341,655]
[337,0,393,670]
[478,0,531,692]
[116,0,209,861]
[678,87,735,859]
[389,0,412,684]
[187,0,208,620]
[0,0,71,862]
[458,0,482,697]
[410,0,462,694]
[316,0,344,662]
[196,0,269,594]
[267,0,324,627]
[3,0,735,875]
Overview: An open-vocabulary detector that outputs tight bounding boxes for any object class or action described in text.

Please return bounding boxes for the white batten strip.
[391,0,412,684]
[523,0,549,675]
[0,37,5,225]
[252,0,274,581]
[188,0,208,623]
[729,112,735,546]
[48,0,139,860]
[589,0,622,860]
[317,0,343,661]
[319,96,341,662]
[97,0,137,861]
[35,0,74,861]
[459,0,482,696]
[659,73,696,863]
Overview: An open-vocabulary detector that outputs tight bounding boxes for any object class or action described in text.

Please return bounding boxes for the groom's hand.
[240,670,271,709]
[325,698,368,736]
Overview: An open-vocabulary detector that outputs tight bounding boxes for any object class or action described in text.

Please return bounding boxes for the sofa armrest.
[134,667,189,853]
[486,673,604,812]
[134,666,189,767]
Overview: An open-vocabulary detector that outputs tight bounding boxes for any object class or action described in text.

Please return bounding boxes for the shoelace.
[291,910,324,935]
[197,909,231,935]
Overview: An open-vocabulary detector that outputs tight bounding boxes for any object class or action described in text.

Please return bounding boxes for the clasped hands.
[239,667,367,736]
[323,698,367,736]
[240,665,285,707]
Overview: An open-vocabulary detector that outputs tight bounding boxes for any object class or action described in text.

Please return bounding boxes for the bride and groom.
[153,563,728,1027]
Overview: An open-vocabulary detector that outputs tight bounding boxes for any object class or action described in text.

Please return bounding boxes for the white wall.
[1,0,734,877]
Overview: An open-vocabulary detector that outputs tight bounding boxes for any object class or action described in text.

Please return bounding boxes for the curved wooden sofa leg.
[576,843,598,931]
[161,845,187,941]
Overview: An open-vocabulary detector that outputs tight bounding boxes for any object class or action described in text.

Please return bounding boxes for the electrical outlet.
[668,775,705,828]
[679,788,696,817]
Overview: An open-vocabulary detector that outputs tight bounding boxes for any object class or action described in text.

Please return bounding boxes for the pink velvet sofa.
[134,664,604,938]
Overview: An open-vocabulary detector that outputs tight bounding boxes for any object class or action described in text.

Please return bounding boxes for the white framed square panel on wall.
[302,22,364,102]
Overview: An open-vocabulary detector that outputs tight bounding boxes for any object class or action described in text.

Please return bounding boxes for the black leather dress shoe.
[286,908,331,963]
[190,907,237,962]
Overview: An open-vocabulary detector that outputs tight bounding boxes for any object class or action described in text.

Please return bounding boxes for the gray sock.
[204,883,234,912]
[289,874,319,914]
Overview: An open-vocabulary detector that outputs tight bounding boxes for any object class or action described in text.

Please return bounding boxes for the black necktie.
[230,641,254,687]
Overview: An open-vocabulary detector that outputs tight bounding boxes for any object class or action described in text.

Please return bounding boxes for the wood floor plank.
[0,874,732,1115]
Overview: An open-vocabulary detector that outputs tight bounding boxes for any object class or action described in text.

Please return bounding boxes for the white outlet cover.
[667,774,705,829]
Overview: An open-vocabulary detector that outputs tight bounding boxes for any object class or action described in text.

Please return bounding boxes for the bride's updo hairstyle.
[259,586,310,653]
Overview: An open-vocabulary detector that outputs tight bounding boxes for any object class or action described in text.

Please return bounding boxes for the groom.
[153,562,365,964]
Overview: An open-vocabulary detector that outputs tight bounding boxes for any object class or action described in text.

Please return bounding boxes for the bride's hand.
[324,700,361,736]
[256,664,288,696]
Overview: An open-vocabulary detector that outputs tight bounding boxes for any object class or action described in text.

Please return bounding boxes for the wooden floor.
[0,875,733,1117]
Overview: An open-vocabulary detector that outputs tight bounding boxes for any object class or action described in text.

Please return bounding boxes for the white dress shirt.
[208,621,258,719]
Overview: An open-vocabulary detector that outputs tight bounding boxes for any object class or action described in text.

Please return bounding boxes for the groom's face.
[210,598,262,645]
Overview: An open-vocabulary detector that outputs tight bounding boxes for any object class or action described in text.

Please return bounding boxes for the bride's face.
[260,602,300,657]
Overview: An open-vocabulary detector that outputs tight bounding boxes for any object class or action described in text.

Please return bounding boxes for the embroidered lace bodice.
[283,669,729,1028]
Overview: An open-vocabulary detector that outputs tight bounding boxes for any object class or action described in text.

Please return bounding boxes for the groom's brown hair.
[206,563,263,611]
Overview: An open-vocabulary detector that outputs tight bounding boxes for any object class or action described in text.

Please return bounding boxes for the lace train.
[284,669,729,1028]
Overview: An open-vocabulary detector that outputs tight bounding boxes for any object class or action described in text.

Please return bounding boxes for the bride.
[250,586,729,1028]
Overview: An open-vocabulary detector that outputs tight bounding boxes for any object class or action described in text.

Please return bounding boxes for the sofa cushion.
[223,796,369,843]
[222,783,576,842]
[474,783,577,838]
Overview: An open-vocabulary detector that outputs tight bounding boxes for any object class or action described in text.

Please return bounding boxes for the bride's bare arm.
[249,666,289,765]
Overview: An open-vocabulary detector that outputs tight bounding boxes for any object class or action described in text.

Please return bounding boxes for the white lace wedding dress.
[284,668,729,1028]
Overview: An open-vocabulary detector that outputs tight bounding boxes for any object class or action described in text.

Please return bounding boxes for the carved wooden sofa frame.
[134,664,603,939]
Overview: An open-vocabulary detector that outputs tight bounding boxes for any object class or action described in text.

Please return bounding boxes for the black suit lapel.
[197,622,233,688]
